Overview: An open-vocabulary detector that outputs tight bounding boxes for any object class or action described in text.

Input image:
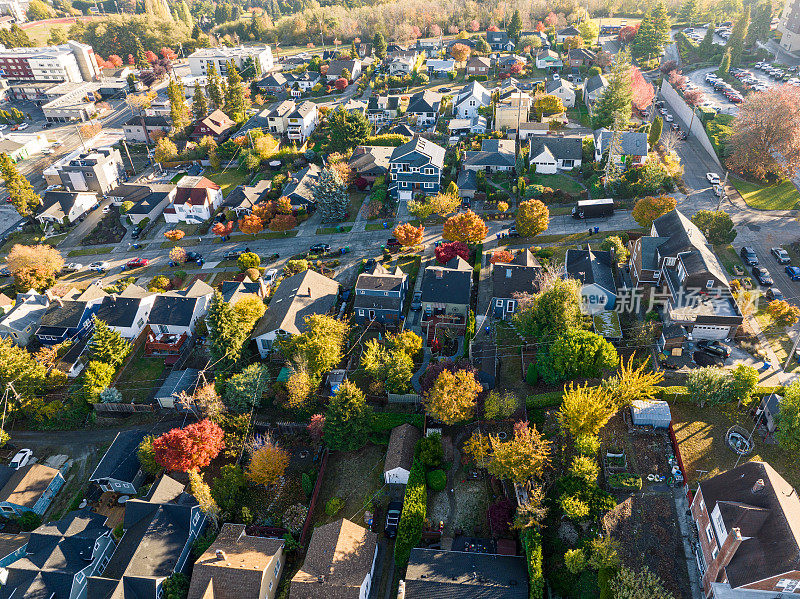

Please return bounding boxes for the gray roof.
[391,136,445,169]
[594,128,648,157]
[529,135,583,162]
[326,59,359,78]
[39,191,89,220]
[0,292,49,334]
[94,296,142,328]
[406,90,441,114]
[464,138,516,169]
[565,248,617,294]
[420,257,472,305]
[148,296,198,327]
[404,548,528,598]
[492,250,542,299]
[287,100,316,119]
[251,269,339,338]
[89,430,148,485]
[584,74,609,95]
[558,25,581,36]
[225,179,271,212]
[155,369,200,402]
[37,300,87,330]
[390,123,415,138]
[454,81,491,109]
[651,209,728,283]
[348,145,393,176]
[283,164,322,206]
[545,78,574,94]
[568,48,596,61]
[456,169,477,191]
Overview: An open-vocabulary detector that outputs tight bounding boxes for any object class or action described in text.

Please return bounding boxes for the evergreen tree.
[747,2,772,47]
[631,2,670,58]
[90,320,131,367]
[648,115,663,148]
[351,39,358,58]
[373,31,387,59]
[167,78,189,131]
[224,61,247,122]
[135,38,149,71]
[678,0,698,26]
[324,105,371,152]
[206,62,224,109]
[604,112,626,190]
[313,166,349,223]
[192,82,208,121]
[0,153,40,217]
[207,291,242,369]
[725,6,750,66]
[508,9,523,43]
[323,381,372,451]
[592,49,633,128]
[698,23,716,56]
[718,48,732,75]
[179,0,193,27]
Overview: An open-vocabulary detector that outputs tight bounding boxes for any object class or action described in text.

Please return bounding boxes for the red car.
[126,257,148,269]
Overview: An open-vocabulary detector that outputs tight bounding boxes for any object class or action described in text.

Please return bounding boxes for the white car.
[552,73,560,81]
[263,268,278,285]
[0,124,7,131]
[102,206,110,214]
[706,172,721,185]
[10,448,32,470]
[665,114,674,122]
[16,123,28,130]
[89,261,109,272]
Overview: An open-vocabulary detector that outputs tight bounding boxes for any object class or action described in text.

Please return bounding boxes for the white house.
[146,281,214,338]
[453,80,492,120]
[427,59,455,78]
[388,54,417,76]
[535,49,563,70]
[556,25,582,43]
[265,100,295,135]
[187,45,274,78]
[545,78,576,108]
[36,190,97,225]
[286,100,318,143]
[94,291,156,340]
[528,134,584,174]
[163,175,224,224]
[383,424,421,485]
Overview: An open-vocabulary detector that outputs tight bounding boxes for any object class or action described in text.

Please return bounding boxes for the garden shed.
[631,400,671,429]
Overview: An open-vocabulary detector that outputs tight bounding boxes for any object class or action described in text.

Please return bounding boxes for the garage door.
[691,325,729,340]
[398,190,412,201]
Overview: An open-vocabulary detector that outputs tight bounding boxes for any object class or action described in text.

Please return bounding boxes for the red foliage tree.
[535,21,545,32]
[145,50,158,64]
[490,250,514,264]
[334,78,348,91]
[212,221,234,238]
[435,241,470,264]
[161,47,177,60]
[630,67,655,111]
[619,24,639,43]
[109,55,123,67]
[268,213,297,233]
[509,62,524,75]
[544,12,558,27]
[127,54,134,65]
[153,419,225,472]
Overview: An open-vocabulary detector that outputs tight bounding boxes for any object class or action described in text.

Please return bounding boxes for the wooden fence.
[300,449,329,547]
[668,421,691,501]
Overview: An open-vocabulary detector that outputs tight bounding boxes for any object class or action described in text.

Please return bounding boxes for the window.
[706,279,714,289]
[424,182,434,189]
[506,269,512,278]
[76,572,84,583]
[711,546,719,560]
[507,300,516,312]
[424,167,434,175]
[192,511,200,525]
[665,257,676,267]
[269,581,273,591]
[496,299,503,307]
[359,309,364,316]
[562,159,574,168]
[705,523,714,544]
[274,560,281,577]
[158,324,169,334]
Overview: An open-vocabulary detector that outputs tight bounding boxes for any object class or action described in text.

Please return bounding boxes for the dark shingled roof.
[420,257,472,305]
[404,548,528,598]
[492,250,542,299]
[697,461,800,589]
[38,300,87,329]
[94,296,142,328]
[384,424,421,475]
[529,135,583,162]
[565,248,616,294]
[651,209,728,283]
[89,430,148,486]
[148,296,198,327]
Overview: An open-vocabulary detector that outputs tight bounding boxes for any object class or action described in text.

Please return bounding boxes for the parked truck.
[572,198,615,220]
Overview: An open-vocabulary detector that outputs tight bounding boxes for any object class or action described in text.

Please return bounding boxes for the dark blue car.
[786,265,800,280]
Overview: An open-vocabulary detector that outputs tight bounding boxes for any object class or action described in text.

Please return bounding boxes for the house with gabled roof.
[35,297,103,346]
[326,59,361,82]
[545,77,576,107]
[0,290,50,346]
[188,523,285,599]
[251,269,340,358]
[0,510,115,599]
[107,183,175,225]
[164,175,224,224]
[388,136,444,201]
[593,128,648,167]
[535,48,563,70]
[528,133,584,174]
[466,56,491,77]
[405,90,441,127]
[556,25,582,43]
[420,256,473,332]
[145,280,214,355]
[0,463,66,517]
[366,94,404,126]
[426,59,455,78]
[567,47,596,67]
[93,293,155,341]
[566,248,617,314]
[348,145,393,183]
[491,249,542,319]
[221,275,267,305]
[383,424,421,485]
[453,80,491,120]
[89,430,149,495]
[224,179,271,218]
[36,190,97,226]
[290,518,378,599]
[191,109,236,142]
[584,74,609,112]
[282,163,322,209]
[286,100,318,143]
[463,138,516,173]
[353,262,408,327]
[487,30,515,51]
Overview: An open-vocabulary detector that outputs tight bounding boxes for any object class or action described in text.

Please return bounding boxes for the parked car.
[9,449,32,470]
[665,114,674,122]
[740,246,759,266]
[364,258,377,271]
[185,251,203,264]
[697,339,732,359]
[752,266,773,286]
[309,243,331,253]
[772,247,791,264]
[125,257,148,269]
[706,172,721,185]
[0,267,9,277]
[385,238,401,248]
[16,123,27,130]
[385,501,402,538]
[223,248,246,261]
[766,287,784,301]
[786,265,800,280]
[263,268,278,285]
[670,123,680,131]
[62,262,82,273]
[89,261,109,272]
[411,290,422,311]
[131,226,142,238]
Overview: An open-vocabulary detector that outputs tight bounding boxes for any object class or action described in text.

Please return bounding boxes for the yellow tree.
[393,222,424,247]
[516,199,549,237]
[463,431,491,467]
[430,191,461,216]
[534,94,565,119]
[631,195,676,228]
[188,470,220,524]
[557,382,617,439]
[169,246,187,264]
[164,229,185,241]
[603,355,664,408]
[487,422,551,483]
[442,210,488,244]
[247,436,290,486]
[425,369,482,424]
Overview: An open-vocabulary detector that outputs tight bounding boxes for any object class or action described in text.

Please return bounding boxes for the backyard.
[205,169,249,198]
[81,209,126,246]
[113,346,167,404]
[731,177,800,211]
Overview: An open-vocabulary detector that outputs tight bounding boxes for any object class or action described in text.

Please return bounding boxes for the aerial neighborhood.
[0,0,797,597]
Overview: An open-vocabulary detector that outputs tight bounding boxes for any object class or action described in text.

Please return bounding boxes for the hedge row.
[522,529,545,599]
[608,472,642,491]
[655,385,784,404]
[370,412,424,434]
[394,458,427,568]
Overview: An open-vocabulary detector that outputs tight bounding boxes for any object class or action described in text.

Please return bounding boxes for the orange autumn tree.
[275,196,293,214]
[247,434,290,486]
[268,213,297,233]
[239,214,264,235]
[393,223,424,247]
[490,250,514,264]
[169,246,187,264]
[450,42,471,63]
[442,210,487,244]
[212,220,234,238]
[153,419,225,472]
[164,229,185,241]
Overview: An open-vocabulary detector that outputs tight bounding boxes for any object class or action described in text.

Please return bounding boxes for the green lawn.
[529,174,585,195]
[731,178,800,211]
[316,226,353,235]
[205,169,249,198]
[114,347,167,404]
[714,244,746,276]
[67,246,115,257]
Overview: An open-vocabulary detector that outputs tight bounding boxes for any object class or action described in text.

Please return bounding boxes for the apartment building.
[187,45,273,78]
[58,147,126,195]
[0,41,100,85]
[779,0,800,52]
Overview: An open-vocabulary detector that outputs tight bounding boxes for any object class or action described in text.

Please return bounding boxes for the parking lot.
[736,240,800,311]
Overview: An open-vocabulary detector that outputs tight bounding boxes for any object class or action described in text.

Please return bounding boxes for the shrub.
[394,458,427,567]
[608,472,643,490]
[523,529,545,599]
[325,496,344,516]
[560,494,590,520]
[526,363,538,385]
[525,391,563,409]
[426,469,446,491]
[565,548,587,574]
[237,252,261,271]
[418,433,443,467]
[570,455,599,483]
[575,434,602,456]
[301,472,314,497]
[16,511,42,531]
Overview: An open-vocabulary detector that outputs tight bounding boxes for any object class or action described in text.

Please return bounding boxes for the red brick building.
[690,461,800,597]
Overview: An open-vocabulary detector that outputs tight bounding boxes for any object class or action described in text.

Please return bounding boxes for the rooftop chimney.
[752,478,765,494]
[435,270,443,279]
[307,286,312,297]
[215,550,226,560]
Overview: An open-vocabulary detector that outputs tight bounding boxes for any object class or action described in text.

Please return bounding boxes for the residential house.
[290,518,378,599]
[282,164,322,209]
[520,30,550,48]
[689,461,800,598]
[487,30,515,52]
[0,293,12,316]
[225,179,271,217]
[528,133,584,174]
[491,249,542,319]
[58,147,125,195]
[584,74,609,112]
[535,48,563,70]
[448,116,487,137]
[388,136,445,201]
[145,280,214,354]
[265,100,295,135]
[191,109,237,142]
[494,91,533,130]
[416,38,442,53]
[385,43,406,53]
[286,71,321,95]
[164,175,224,224]
[593,128,648,167]
[122,115,171,143]
[356,42,373,58]
[257,72,288,95]
[629,210,743,342]
[456,169,477,199]
[556,25,582,43]
[107,183,175,225]
[144,93,172,118]
[220,275,267,304]
[0,510,115,599]
[390,123,415,138]
[567,48,596,68]
[326,59,361,82]
[0,139,27,163]
[88,430,149,495]
[387,50,419,76]
[286,100,318,143]
[453,80,491,120]
[383,424,421,484]
[401,548,528,598]
[353,262,408,326]
[0,290,50,346]
[93,293,156,340]
[419,256,473,332]
[342,98,367,116]
[446,38,476,50]
[465,56,491,77]
[545,78,576,107]
[463,138,516,173]
[566,248,618,314]
[35,190,97,226]
[405,90,441,127]
[34,298,102,345]
[188,524,285,599]
[251,269,340,357]
[87,474,206,599]
[426,59,455,78]
[366,95,403,127]
[0,463,65,516]
[348,145,393,183]
[0,532,29,568]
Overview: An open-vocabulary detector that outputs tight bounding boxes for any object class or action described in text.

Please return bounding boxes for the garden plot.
[452,476,490,537]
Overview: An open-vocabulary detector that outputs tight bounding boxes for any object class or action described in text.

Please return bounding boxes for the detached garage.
[631,400,672,429]
[383,424,421,485]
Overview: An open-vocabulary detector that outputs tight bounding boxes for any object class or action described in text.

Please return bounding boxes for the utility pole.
[75,124,87,152]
